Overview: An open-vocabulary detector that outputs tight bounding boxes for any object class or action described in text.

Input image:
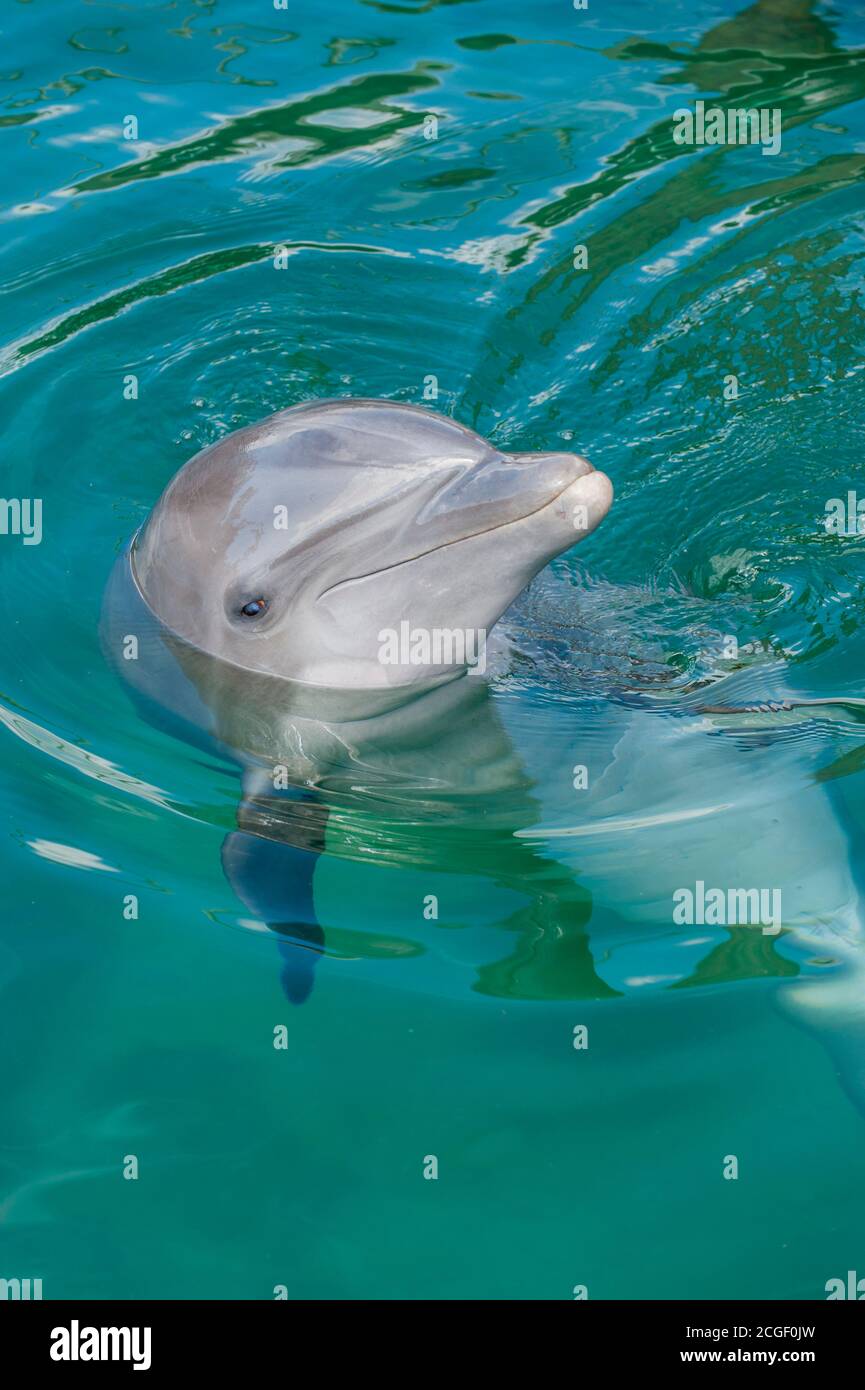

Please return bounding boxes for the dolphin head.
[131,399,612,688]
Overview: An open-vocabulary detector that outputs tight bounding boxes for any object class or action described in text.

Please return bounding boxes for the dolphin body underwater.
[102,399,865,1109]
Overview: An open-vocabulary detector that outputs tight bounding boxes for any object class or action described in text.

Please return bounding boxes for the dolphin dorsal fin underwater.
[103,399,613,1000]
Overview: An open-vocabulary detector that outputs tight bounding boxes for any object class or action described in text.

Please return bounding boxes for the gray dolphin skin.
[130,399,612,690]
[102,399,613,1001]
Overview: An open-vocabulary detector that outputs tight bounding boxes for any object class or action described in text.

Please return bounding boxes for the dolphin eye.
[240,597,268,618]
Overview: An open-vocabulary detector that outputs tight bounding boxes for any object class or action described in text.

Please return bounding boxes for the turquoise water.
[3,0,865,1300]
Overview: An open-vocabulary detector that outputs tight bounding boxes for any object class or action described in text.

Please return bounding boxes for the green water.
[3,0,865,1300]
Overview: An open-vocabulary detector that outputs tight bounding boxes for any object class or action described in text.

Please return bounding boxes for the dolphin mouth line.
[317,474,589,602]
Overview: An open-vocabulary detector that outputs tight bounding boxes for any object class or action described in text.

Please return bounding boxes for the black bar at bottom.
[0,1298,860,1372]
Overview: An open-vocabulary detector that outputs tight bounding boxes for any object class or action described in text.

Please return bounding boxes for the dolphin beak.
[416,447,600,539]
[506,450,594,481]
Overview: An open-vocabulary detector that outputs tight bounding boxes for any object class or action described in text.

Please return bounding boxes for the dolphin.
[125,398,612,690]
[101,398,865,1118]
[102,398,613,1001]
